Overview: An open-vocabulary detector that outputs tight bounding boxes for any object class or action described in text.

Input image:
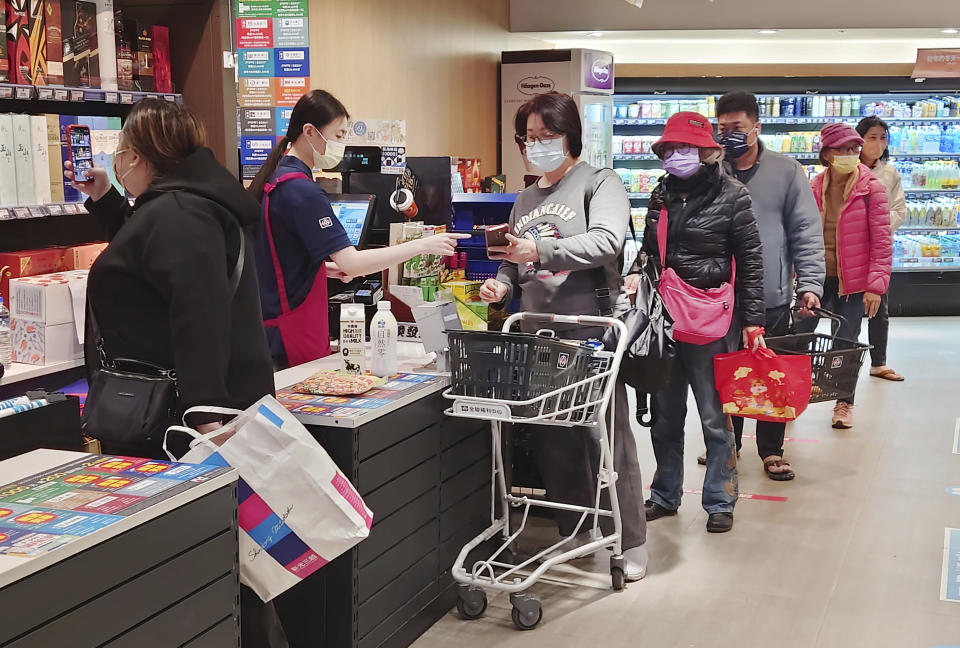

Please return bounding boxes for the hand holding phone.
[485,224,510,258]
[66,125,93,182]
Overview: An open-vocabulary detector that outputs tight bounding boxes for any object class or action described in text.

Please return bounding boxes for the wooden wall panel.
[308,0,544,176]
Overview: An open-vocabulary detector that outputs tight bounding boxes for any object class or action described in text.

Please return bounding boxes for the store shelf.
[452,193,517,203]
[0,83,181,105]
[627,192,652,200]
[893,260,960,272]
[903,189,960,195]
[0,203,88,220]
[900,227,960,233]
[614,116,960,127]
[613,154,658,161]
[891,153,960,158]
[0,359,84,387]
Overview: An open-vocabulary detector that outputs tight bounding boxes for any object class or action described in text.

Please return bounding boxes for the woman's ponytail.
[248,136,290,200]
[246,90,349,201]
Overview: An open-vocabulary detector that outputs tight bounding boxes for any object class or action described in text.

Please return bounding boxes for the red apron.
[262,171,331,366]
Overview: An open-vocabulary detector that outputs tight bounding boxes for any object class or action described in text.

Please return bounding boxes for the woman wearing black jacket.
[638,112,765,534]
[65,99,285,647]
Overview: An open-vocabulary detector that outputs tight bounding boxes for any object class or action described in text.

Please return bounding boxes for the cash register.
[326,193,384,337]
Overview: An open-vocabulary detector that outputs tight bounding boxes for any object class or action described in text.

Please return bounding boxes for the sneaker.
[832,402,854,429]
[540,530,596,562]
[706,512,734,533]
[644,499,678,521]
[623,545,649,581]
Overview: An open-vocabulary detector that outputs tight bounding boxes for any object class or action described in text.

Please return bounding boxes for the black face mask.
[717,130,753,160]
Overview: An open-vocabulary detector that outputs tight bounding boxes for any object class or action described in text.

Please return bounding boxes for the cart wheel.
[611,566,625,591]
[456,586,487,620]
[510,595,542,630]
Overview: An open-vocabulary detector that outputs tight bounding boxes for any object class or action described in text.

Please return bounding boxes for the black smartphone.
[66,124,94,181]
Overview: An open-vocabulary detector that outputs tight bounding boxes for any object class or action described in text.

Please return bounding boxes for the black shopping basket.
[765,308,871,403]
[447,330,596,417]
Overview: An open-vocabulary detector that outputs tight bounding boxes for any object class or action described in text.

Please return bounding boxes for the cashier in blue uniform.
[249,90,468,369]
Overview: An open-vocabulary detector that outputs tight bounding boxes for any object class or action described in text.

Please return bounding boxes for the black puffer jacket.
[640,163,765,327]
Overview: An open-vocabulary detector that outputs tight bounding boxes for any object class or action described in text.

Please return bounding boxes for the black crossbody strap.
[582,170,614,317]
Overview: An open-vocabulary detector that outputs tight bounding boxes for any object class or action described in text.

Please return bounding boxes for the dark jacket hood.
[138,147,260,229]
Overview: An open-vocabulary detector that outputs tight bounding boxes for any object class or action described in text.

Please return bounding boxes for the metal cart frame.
[442,313,629,630]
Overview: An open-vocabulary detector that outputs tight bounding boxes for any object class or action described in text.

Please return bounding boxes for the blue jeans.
[649,336,739,514]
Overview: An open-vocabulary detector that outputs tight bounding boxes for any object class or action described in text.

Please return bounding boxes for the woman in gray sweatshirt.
[480,92,648,581]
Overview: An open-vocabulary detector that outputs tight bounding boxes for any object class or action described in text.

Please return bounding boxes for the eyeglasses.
[515,133,562,147]
[662,145,695,157]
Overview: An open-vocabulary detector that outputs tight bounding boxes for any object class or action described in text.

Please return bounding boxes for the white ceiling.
[510,0,960,32]
[528,29,960,65]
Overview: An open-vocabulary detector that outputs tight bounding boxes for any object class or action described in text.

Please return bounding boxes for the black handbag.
[82,225,245,453]
[604,248,677,427]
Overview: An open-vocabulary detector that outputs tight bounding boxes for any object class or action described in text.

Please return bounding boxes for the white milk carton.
[340,304,367,375]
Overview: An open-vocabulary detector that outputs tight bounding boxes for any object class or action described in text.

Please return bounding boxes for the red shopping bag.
[713,347,812,423]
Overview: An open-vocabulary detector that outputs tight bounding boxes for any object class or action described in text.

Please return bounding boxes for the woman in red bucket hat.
[796,122,892,430]
[639,112,765,534]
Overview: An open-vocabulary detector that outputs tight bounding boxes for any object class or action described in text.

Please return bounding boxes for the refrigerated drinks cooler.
[613,76,960,316]
[501,49,614,192]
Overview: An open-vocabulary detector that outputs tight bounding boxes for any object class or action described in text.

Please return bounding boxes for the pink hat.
[820,122,864,149]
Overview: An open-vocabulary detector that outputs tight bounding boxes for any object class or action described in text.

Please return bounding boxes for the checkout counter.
[271,342,491,648]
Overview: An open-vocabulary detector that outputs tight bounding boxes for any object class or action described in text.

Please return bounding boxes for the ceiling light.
[942,28,959,34]
[587,32,604,37]
[757,29,778,35]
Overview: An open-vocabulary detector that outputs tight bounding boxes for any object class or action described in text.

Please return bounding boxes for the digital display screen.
[70,128,94,180]
[330,200,372,246]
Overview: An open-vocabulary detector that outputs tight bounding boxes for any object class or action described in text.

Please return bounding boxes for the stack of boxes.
[9,269,87,365]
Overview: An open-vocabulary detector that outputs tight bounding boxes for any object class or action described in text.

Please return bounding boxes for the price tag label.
[63,203,79,214]
[54,89,69,101]
[0,208,12,220]
[27,206,47,218]
[15,86,32,100]
[104,91,119,104]
[943,258,956,264]
[37,87,54,100]
[933,257,943,263]
[146,94,158,100]
[76,203,88,213]
[70,90,85,102]
[13,207,31,219]
[0,86,13,99]
[164,94,177,103]
[120,93,134,104]
[903,257,920,264]
[46,204,63,215]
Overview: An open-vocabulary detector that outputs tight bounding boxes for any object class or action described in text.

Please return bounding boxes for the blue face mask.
[717,127,758,160]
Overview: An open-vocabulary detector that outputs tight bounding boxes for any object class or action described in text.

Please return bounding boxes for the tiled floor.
[413,317,960,648]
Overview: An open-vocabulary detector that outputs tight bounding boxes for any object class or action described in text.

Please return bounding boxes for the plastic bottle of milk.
[370,301,398,378]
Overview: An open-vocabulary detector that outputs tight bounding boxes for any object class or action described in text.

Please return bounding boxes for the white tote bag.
[164,395,373,602]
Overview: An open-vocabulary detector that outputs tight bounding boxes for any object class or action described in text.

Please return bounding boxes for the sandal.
[870,368,904,382]
[763,457,795,481]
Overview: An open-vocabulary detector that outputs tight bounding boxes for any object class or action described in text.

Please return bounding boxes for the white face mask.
[308,125,345,170]
[113,149,137,197]
[526,137,567,173]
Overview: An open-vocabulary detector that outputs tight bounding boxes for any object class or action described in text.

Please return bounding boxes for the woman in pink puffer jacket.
[798,122,892,430]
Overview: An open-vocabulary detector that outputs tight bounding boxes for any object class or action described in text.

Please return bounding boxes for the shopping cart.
[765,308,872,403]
[443,312,629,631]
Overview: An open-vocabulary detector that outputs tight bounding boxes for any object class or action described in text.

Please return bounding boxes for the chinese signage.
[913,48,960,79]
[236,0,310,179]
[342,118,408,175]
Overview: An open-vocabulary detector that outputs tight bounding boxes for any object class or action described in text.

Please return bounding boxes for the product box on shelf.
[9,269,88,325]
[11,113,34,207]
[91,115,121,192]
[42,0,64,85]
[63,242,106,270]
[0,114,16,206]
[10,318,83,365]
[151,24,170,93]
[113,10,133,90]
[0,3,8,82]
[29,114,51,206]
[123,19,153,92]
[45,113,64,203]
[0,247,66,303]
[62,0,99,88]
[6,0,31,84]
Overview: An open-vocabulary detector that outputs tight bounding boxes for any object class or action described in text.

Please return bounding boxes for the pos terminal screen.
[328,194,375,248]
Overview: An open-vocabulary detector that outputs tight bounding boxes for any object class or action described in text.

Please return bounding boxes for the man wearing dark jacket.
[715,91,825,481]
[639,112,765,534]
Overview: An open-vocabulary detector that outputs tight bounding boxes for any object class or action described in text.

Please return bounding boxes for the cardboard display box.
[11,318,83,365]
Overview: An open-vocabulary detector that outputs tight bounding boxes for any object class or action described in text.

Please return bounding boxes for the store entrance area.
[414,317,960,648]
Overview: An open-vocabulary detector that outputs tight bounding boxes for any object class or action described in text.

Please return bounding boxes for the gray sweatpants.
[532,380,647,550]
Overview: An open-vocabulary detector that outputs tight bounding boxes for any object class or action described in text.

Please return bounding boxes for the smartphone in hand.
[66,125,94,181]
[485,224,509,258]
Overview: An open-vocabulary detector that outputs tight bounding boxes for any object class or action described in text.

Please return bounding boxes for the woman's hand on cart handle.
[797,292,821,318]
[480,278,508,304]
[743,326,766,352]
